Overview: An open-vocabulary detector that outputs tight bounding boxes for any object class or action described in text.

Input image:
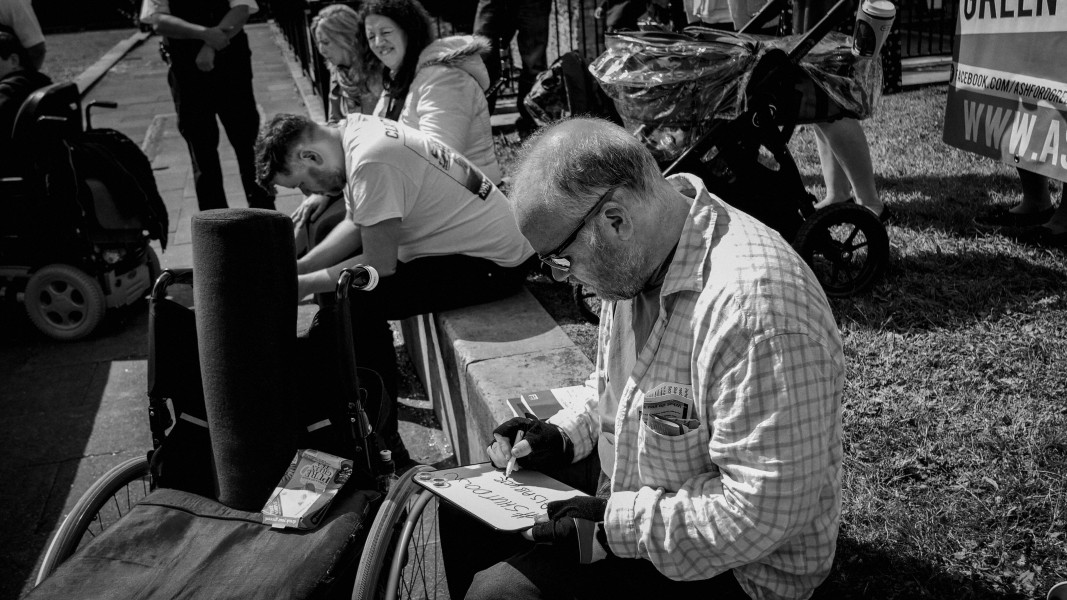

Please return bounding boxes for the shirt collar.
[660,173,721,298]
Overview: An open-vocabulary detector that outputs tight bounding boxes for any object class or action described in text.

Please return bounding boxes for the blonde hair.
[312,4,363,68]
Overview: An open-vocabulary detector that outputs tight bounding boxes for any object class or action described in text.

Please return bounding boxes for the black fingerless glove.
[493,415,574,470]
[530,496,611,563]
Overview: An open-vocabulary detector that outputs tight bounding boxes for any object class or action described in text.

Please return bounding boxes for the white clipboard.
[414,462,587,531]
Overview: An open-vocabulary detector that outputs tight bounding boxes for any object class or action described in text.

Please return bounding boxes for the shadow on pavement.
[0,300,152,600]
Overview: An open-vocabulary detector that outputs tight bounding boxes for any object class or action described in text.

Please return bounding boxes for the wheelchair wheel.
[572,283,601,325]
[24,263,107,341]
[353,465,447,600]
[793,202,889,298]
[35,456,152,584]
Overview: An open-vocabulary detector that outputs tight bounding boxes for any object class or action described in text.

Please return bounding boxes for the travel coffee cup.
[852,0,896,57]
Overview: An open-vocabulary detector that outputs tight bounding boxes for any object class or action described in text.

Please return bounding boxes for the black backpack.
[524,51,623,127]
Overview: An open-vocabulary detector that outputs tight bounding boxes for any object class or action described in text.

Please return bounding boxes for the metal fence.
[271,0,958,111]
[894,0,958,58]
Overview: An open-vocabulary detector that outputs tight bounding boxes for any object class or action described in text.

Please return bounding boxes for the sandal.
[847,198,894,224]
[876,205,894,225]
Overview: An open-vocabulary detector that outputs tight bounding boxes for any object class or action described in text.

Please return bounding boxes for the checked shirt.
[549,174,845,600]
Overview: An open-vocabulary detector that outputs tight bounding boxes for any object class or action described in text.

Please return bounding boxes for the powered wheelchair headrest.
[11,81,82,147]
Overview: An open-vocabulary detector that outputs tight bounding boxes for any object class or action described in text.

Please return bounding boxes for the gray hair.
[510,117,665,225]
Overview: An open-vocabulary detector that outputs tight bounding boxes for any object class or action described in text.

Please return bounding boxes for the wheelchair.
[0,81,166,341]
[30,260,452,600]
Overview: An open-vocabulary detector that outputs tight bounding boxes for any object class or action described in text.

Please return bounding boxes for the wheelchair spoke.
[395,494,444,600]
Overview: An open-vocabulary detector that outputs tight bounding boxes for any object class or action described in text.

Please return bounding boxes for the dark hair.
[357,0,435,100]
[0,32,24,63]
[254,113,316,192]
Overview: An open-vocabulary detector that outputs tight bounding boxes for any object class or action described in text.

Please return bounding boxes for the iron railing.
[271,0,958,110]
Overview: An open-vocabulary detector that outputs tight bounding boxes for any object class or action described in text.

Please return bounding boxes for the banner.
[942,0,1067,180]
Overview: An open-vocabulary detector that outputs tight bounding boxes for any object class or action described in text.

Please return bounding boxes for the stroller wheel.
[24,264,106,341]
[793,203,889,298]
[572,283,601,325]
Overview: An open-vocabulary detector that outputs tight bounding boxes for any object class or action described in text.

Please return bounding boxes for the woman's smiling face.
[365,14,407,72]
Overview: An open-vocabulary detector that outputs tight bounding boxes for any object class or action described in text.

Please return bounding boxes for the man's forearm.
[151,14,212,40]
[216,6,251,37]
[301,252,374,295]
[297,219,362,274]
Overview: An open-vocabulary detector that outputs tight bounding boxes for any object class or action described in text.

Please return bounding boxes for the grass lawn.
[515,84,1067,598]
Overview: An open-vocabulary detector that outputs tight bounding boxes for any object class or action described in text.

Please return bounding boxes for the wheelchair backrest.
[11,81,82,149]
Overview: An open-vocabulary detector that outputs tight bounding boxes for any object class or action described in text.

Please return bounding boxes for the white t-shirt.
[139,0,259,24]
[0,0,43,48]
[341,115,533,268]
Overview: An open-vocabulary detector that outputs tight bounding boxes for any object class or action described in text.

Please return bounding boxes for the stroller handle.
[788,0,855,62]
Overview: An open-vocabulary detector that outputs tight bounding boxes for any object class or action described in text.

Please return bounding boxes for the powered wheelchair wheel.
[793,202,889,298]
[353,465,447,600]
[35,456,153,584]
[24,263,107,341]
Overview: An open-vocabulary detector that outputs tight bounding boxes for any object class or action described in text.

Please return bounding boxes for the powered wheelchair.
[0,81,167,340]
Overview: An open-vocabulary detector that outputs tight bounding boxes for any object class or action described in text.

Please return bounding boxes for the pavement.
[0,23,452,599]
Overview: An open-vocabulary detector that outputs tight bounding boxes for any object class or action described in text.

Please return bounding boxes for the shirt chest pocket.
[636,421,709,492]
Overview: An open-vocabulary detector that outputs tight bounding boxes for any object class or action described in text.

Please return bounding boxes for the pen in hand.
[505,430,524,479]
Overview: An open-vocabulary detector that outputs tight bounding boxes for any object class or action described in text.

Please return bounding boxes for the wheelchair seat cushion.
[27,486,381,600]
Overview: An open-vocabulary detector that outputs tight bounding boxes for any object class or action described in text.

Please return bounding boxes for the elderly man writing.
[442,117,844,600]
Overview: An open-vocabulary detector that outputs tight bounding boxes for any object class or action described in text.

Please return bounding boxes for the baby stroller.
[0,81,167,340]
[527,0,889,321]
[28,210,437,599]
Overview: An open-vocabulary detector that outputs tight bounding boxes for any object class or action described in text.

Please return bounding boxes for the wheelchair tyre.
[572,283,601,325]
[24,263,106,341]
[793,202,889,298]
[35,456,152,584]
[353,464,447,600]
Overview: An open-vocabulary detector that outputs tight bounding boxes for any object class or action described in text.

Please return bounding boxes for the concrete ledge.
[402,287,594,464]
[75,30,152,97]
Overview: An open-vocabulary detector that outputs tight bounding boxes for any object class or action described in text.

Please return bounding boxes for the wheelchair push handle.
[334,265,380,476]
[335,265,379,299]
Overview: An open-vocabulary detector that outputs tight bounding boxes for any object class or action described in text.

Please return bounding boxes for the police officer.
[140,0,274,211]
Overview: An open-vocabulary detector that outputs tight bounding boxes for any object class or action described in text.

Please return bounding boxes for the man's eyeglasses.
[537,186,618,272]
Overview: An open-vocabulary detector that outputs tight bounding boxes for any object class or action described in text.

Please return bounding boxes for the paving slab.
[0,23,318,600]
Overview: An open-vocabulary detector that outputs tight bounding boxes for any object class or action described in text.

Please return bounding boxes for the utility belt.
[159,30,251,67]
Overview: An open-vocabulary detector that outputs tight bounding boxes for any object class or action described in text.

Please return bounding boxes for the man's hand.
[524,497,611,563]
[201,26,230,51]
[195,45,215,72]
[486,416,573,471]
[291,194,334,232]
